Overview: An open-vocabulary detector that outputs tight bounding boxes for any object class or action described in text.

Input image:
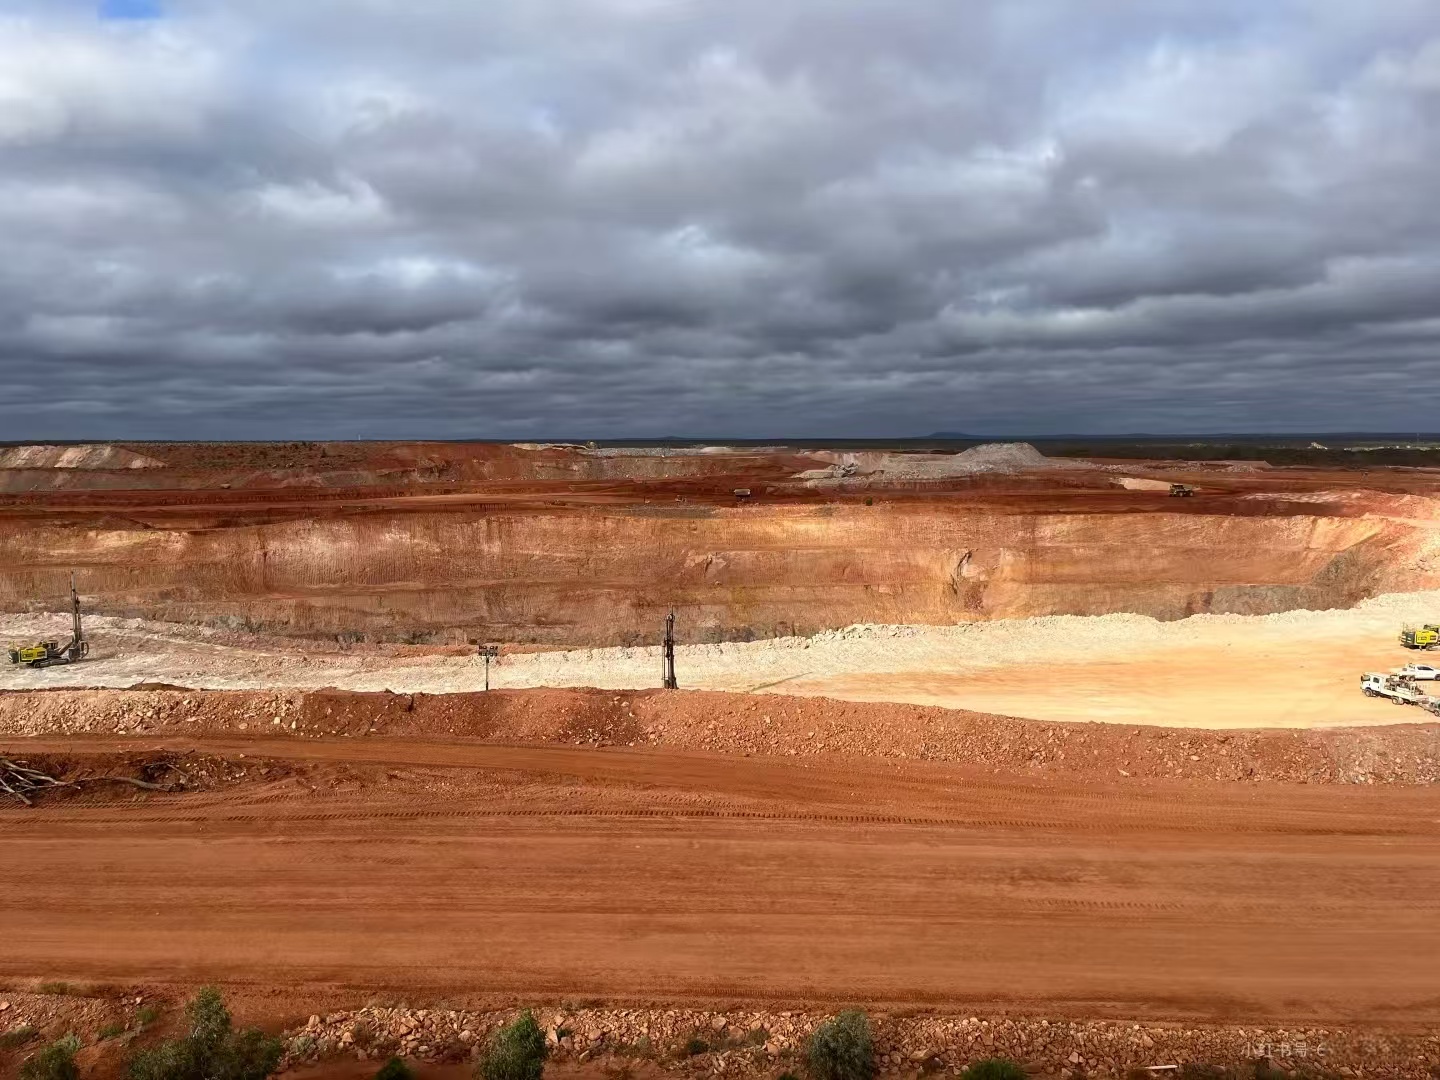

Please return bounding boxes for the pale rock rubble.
[286,1006,1440,1079]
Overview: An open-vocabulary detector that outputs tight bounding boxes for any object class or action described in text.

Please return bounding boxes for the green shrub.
[614,1037,655,1059]
[963,1060,1027,1080]
[476,1010,548,1080]
[806,1011,875,1080]
[127,987,283,1080]
[375,1058,414,1080]
[1,1026,39,1049]
[19,1035,81,1080]
[99,1022,127,1041]
[683,1036,710,1057]
[36,984,73,997]
[136,1007,161,1028]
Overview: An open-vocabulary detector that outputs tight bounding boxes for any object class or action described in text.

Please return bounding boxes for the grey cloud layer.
[2,0,1439,438]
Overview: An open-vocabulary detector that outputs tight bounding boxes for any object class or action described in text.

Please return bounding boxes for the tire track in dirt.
[5,736,1440,1024]
[9,735,1437,835]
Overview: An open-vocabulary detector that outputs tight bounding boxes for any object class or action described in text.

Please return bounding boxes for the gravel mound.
[4,686,1437,783]
[0,444,165,469]
[797,442,1080,482]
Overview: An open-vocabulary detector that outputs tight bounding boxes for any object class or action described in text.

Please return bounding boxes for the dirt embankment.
[0,441,810,494]
[6,992,1439,1080]
[290,1006,1440,1079]
[4,687,1439,784]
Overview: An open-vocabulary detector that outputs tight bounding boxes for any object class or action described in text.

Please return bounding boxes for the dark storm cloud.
[1,0,1439,438]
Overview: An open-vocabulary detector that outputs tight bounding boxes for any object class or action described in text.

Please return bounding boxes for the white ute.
[1397,663,1440,680]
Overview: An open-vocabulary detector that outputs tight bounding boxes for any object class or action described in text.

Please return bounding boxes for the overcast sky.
[2,1,1438,439]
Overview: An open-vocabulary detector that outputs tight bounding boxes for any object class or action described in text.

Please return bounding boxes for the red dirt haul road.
[4,735,1440,1028]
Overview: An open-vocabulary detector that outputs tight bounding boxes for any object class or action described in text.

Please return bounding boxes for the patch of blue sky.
[99,0,163,20]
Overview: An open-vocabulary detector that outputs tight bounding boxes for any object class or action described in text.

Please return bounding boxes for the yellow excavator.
[1399,624,1440,650]
[7,573,89,668]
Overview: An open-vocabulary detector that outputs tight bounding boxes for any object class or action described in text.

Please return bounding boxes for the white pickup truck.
[1397,663,1440,680]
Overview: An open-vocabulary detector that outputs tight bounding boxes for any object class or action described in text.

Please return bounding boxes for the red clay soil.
[2,443,1438,645]
[3,686,1439,784]
[4,726,1440,1027]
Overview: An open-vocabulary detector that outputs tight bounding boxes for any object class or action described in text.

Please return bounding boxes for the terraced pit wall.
[1,498,1434,645]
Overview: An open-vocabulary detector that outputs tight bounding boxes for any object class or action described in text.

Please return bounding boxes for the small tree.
[128,987,283,1080]
[963,1060,1027,1080]
[376,1058,414,1080]
[806,1011,875,1080]
[476,1010,548,1080]
[19,1035,81,1080]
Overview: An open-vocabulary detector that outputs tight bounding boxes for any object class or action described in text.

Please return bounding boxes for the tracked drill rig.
[1400,624,1440,650]
[7,573,89,668]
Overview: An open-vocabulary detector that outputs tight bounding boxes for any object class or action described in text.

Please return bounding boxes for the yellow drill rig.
[7,573,89,668]
[1399,624,1440,650]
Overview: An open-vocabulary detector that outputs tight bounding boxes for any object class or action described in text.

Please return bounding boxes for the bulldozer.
[1400,624,1440,650]
[7,573,88,668]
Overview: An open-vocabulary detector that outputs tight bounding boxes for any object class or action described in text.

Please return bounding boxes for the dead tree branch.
[0,757,76,806]
[0,758,186,805]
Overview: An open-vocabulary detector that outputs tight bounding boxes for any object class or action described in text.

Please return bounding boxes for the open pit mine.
[4,440,1440,1080]
[2,440,1438,644]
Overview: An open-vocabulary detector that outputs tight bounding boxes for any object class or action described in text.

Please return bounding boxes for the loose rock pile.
[287,1006,1440,1079]
[3,687,1438,785]
[0,989,153,1054]
[797,444,1081,484]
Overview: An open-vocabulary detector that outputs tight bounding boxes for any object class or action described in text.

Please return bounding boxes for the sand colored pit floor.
[6,591,1440,728]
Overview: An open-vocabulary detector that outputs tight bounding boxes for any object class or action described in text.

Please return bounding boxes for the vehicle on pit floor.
[1399,624,1440,649]
[1168,483,1196,497]
[1360,672,1440,714]
[1397,662,1440,680]
[6,572,88,669]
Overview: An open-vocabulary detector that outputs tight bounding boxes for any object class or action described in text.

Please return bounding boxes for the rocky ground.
[3,686,1438,785]
[6,990,1440,1080]
[290,1005,1440,1079]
